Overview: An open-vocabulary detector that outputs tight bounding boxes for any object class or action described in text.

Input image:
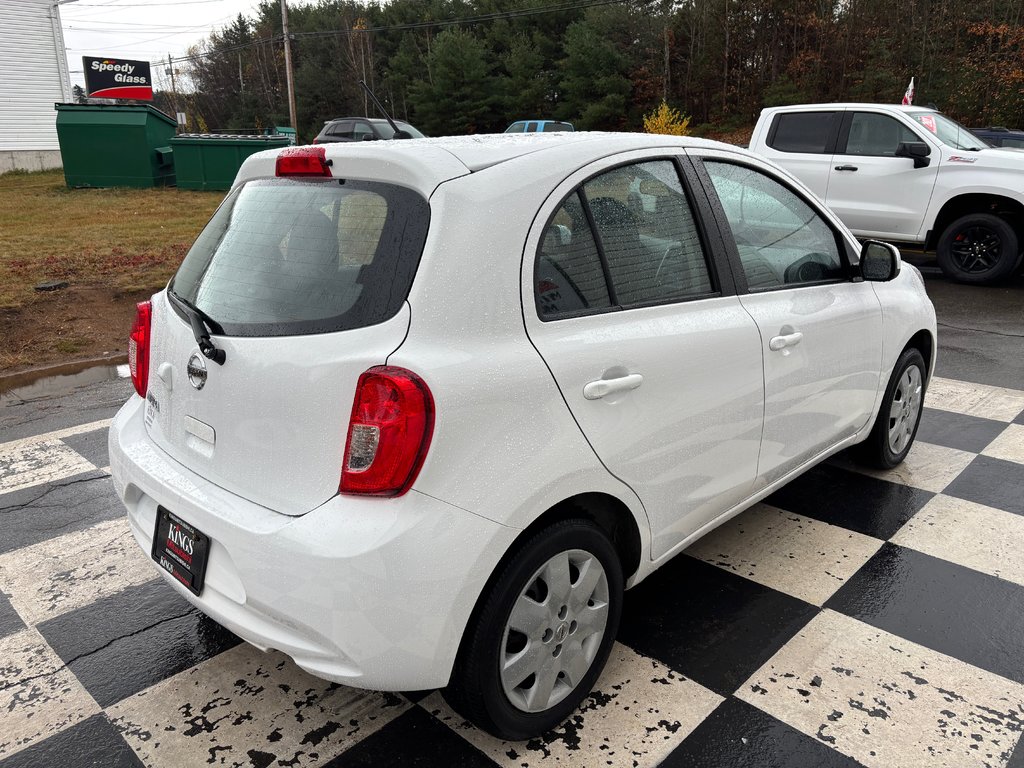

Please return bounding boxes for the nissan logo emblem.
[187,352,208,390]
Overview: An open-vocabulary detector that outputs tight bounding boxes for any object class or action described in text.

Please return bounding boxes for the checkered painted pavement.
[1,375,1023,768]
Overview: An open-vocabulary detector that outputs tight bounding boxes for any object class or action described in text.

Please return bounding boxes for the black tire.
[936,213,1020,284]
[443,519,623,740]
[859,347,927,469]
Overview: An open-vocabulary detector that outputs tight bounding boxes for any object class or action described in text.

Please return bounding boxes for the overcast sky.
[60,0,281,90]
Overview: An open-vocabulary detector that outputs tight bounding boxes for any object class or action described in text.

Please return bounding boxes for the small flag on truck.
[901,77,915,105]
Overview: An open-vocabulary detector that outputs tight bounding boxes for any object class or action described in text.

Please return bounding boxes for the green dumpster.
[170,134,290,191]
[54,103,177,188]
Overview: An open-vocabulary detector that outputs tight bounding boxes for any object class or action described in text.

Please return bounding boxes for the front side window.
[535,160,714,319]
[768,112,839,154]
[843,113,920,156]
[704,161,844,290]
[171,178,429,336]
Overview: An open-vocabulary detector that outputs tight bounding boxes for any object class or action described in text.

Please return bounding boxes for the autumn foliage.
[642,101,692,136]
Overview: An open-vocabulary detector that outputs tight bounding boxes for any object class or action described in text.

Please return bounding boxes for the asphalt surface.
[0,269,1022,768]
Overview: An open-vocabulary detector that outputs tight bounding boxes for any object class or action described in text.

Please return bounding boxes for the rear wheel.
[936,213,1020,284]
[443,519,623,740]
[859,347,927,469]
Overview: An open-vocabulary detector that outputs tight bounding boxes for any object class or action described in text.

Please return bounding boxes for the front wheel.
[443,519,623,740]
[936,213,1020,284]
[859,347,927,469]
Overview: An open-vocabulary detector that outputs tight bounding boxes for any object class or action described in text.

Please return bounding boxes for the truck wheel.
[936,213,1020,284]
[443,519,623,740]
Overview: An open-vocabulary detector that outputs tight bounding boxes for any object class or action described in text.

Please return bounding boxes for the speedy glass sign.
[83,56,153,100]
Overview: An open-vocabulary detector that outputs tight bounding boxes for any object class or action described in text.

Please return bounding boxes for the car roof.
[324,117,412,124]
[236,131,735,197]
[761,103,938,114]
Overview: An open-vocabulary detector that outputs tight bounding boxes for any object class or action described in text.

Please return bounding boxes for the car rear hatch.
[143,174,431,515]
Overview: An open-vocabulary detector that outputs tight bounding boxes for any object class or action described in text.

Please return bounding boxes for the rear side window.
[536,160,714,319]
[542,122,573,132]
[768,112,839,154]
[170,178,429,336]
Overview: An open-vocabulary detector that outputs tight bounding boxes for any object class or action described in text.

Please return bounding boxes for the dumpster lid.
[54,102,176,127]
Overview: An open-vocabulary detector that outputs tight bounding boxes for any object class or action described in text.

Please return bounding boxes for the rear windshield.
[169,178,429,336]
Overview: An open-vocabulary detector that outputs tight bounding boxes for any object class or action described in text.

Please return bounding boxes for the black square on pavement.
[0,471,122,556]
[942,455,1024,516]
[663,696,866,768]
[0,714,144,768]
[765,463,933,540]
[916,407,1009,454]
[61,428,110,470]
[826,543,1024,685]
[617,555,817,697]
[0,590,25,640]
[321,706,495,767]
[37,579,240,708]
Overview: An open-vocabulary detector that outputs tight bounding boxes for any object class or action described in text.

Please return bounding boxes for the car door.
[825,110,940,239]
[757,110,842,201]
[692,149,883,488]
[524,152,765,560]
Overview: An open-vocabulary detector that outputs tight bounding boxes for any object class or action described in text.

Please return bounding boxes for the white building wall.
[0,0,71,170]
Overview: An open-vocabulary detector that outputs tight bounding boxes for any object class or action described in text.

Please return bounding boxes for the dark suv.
[969,126,1024,149]
[312,117,424,144]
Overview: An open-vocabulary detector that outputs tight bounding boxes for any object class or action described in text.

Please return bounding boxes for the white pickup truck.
[749,103,1024,283]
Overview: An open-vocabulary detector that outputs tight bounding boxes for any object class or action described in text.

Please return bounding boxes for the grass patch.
[0,170,222,311]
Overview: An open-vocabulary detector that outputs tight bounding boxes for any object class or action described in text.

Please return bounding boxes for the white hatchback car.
[109,133,936,739]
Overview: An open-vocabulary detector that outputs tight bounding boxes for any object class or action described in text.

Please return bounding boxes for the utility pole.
[167,53,177,96]
[281,0,298,142]
[238,53,244,93]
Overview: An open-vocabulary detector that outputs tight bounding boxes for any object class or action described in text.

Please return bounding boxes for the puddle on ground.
[0,359,130,404]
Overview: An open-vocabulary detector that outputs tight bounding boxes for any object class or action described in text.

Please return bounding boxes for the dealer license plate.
[151,507,209,596]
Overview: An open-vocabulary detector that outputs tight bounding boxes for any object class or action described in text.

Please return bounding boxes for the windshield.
[169,178,429,336]
[907,111,989,150]
[375,121,425,139]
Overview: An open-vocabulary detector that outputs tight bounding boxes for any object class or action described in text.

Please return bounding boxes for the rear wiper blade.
[169,289,226,365]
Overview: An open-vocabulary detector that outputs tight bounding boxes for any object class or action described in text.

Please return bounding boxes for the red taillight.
[275,145,332,177]
[340,366,435,497]
[128,300,151,397]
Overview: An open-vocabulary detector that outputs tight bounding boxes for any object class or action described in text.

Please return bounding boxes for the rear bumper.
[108,395,517,690]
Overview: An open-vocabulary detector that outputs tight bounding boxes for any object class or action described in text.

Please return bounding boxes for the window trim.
[692,156,861,296]
[766,111,842,155]
[533,155,728,322]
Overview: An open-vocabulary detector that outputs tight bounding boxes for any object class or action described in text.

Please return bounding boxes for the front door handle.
[769,332,803,351]
[583,373,644,400]
[834,164,858,172]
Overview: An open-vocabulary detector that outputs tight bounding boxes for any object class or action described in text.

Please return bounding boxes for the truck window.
[843,113,919,156]
[768,112,839,154]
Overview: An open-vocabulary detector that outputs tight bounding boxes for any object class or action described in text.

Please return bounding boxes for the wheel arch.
[926,193,1024,250]
[448,491,642,682]
[905,328,935,382]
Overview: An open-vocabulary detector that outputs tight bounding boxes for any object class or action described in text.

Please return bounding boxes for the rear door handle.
[834,165,858,172]
[769,332,803,351]
[583,373,643,400]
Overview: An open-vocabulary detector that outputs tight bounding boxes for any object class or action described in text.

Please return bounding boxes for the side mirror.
[861,240,902,281]
[392,129,412,140]
[360,134,375,141]
[896,141,931,168]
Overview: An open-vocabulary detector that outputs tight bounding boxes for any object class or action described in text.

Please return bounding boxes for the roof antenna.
[358,80,410,139]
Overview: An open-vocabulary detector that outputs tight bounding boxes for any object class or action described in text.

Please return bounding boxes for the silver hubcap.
[888,365,923,455]
[500,549,609,713]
